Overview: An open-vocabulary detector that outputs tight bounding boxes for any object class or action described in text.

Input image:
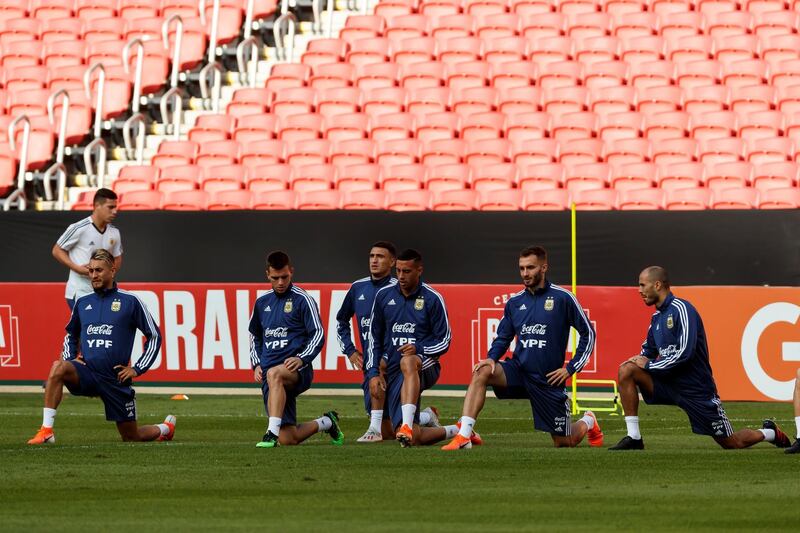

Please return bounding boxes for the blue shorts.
[385,359,440,431]
[643,377,733,437]
[65,360,137,422]
[493,359,572,436]
[261,364,313,427]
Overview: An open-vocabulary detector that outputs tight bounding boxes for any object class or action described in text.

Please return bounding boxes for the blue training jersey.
[365,280,451,379]
[641,292,718,398]
[335,275,396,358]
[248,284,324,370]
[62,284,161,378]
[487,281,595,383]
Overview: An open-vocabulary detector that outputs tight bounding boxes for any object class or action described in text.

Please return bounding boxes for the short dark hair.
[520,246,547,262]
[267,250,291,271]
[371,241,396,257]
[643,266,670,288]
[93,188,117,205]
[397,248,422,263]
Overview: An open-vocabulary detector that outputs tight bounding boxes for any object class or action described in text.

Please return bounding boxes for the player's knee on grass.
[551,435,576,448]
[714,435,743,449]
[400,354,421,374]
[116,422,142,442]
[278,426,299,446]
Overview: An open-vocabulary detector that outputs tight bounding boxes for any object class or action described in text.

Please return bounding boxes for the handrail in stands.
[237,36,259,88]
[84,138,107,188]
[274,12,297,62]
[123,38,145,114]
[199,0,222,64]
[123,113,146,165]
[243,0,255,40]
[162,14,184,89]
[43,162,67,209]
[161,87,184,140]
[84,63,106,140]
[3,115,31,211]
[47,89,70,166]
[199,62,223,112]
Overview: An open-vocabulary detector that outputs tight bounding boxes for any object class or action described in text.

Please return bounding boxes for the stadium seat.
[431,189,478,210]
[246,163,291,192]
[698,137,746,167]
[523,188,570,210]
[757,187,800,209]
[664,187,712,210]
[291,164,335,192]
[478,189,523,210]
[652,138,697,165]
[618,187,665,210]
[119,190,163,210]
[162,190,211,211]
[207,189,253,210]
[241,139,285,167]
[611,162,656,191]
[251,190,296,209]
[573,188,619,210]
[658,161,705,191]
[705,162,752,191]
[341,189,386,210]
[386,189,431,211]
[565,163,611,193]
[200,165,246,193]
[751,162,798,191]
[381,163,425,192]
[711,187,758,209]
[470,163,517,192]
[330,138,375,167]
[156,165,201,193]
[335,163,379,192]
[425,163,470,193]
[296,189,341,210]
[605,138,651,165]
[518,163,565,191]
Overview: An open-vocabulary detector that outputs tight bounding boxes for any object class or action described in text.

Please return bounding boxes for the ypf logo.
[0,305,21,367]
[741,302,800,400]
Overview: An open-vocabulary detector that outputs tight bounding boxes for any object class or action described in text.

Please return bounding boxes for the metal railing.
[162,14,184,89]
[47,89,70,166]
[237,36,259,88]
[84,138,107,188]
[84,63,105,140]
[274,11,297,62]
[161,87,184,140]
[199,61,223,112]
[3,115,31,211]
[123,113,146,165]
[199,0,221,63]
[123,38,145,114]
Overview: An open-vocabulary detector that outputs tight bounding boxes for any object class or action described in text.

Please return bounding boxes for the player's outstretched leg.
[419,406,440,427]
[609,361,652,450]
[28,360,81,445]
[117,416,175,442]
[551,411,604,448]
[788,369,800,454]
[713,419,792,449]
[264,412,344,447]
[411,424,458,446]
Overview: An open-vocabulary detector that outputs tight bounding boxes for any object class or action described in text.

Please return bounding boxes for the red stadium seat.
[119,190,163,210]
[611,162,656,191]
[470,163,517,192]
[156,165,201,193]
[425,163,470,193]
[573,188,619,210]
[523,189,570,210]
[711,187,758,209]
[161,190,209,211]
[658,162,705,191]
[618,188,665,210]
[664,187,711,210]
[518,163,564,191]
[432,189,478,211]
[246,163,291,192]
[207,189,253,211]
[296,189,341,210]
[757,187,800,209]
[342,189,387,210]
[705,162,752,192]
[478,189,523,210]
[290,163,335,192]
[386,189,431,211]
[330,139,375,167]
[251,190,296,209]
[381,163,425,192]
[201,164,246,193]
[752,162,798,191]
[335,163,379,192]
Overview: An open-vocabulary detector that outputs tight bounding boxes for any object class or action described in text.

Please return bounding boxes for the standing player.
[336,242,440,442]
[787,369,800,454]
[610,266,793,450]
[366,249,459,447]
[249,251,344,448]
[442,246,602,450]
[53,188,123,310]
[27,249,174,444]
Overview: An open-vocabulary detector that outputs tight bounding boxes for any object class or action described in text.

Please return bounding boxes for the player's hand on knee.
[472,358,496,375]
[348,351,363,370]
[398,344,417,358]
[284,356,303,372]
[114,365,137,385]
[546,367,570,386]
[253,366,263,383]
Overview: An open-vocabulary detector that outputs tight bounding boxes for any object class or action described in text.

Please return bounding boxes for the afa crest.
[666,315,674,329]
[544,297,554,311]
[414,297,424,311]
[284,300,293,313]
[111,300,121,312]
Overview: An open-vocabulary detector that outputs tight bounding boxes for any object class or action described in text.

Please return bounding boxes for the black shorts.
[261,364,314,427]
[65,360,137,422]
[643,377,734,437]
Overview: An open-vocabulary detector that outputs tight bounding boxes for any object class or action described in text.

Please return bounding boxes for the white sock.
[625,416,641,440]
[580,414,595,431]
[369,410,383,433]
[43,407,57,429]
[444,425,459,439]
[401,404,416,428]
[268,416,282,436]
[419,410,432,426]
[157,423,170,436]
[459,416,476,439]
[315,416,332,432]
[759,428,775,442]
[795,416,800,439]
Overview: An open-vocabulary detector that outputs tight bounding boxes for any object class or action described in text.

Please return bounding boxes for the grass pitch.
[0,392,797,532]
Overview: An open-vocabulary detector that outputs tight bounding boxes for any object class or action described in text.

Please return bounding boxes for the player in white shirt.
[52,188,123,309]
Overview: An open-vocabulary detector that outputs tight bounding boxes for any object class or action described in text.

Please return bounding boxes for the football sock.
[419,410,432,426]
[759,428,775,442]
[625,416,641,440]
[444,425,458,439]
[42,408,57,429]
[369,410,383,433]
[267,417,282,436]
[579,414,595,431]
[795,416,800,439]
[315,416,332,432]
[459,416,476,439]
[401,404,416,428]
[157,423,170,436]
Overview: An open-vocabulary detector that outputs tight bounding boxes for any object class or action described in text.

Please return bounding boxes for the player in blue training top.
[249,250,344,448]
[366,248,460,448]
[610,266,793,450]
[443,245,603,450]
[336,241,441,442]
[28,249,175,445]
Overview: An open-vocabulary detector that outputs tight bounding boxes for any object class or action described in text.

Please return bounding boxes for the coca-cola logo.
[264,327,288,338]
[520,323,547,335]
[392,322,416,333]
[360,316,371,328]
[86,324,114,335]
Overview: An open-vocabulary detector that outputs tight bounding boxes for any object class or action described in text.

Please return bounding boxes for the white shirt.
[56,216,123,299]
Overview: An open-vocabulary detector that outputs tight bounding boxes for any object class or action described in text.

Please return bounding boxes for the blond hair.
[90,249,115,267]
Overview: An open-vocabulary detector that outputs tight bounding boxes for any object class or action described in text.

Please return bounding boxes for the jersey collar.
[370,274,394,287]
[527,279,551,296]
[93,282,118,297]
[657,292,675,312]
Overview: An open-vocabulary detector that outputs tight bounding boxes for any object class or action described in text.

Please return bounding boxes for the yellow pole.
[570,202,579,415]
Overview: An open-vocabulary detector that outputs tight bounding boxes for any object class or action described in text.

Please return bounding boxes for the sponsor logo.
[111,300,121,312]
[0,305,21,367]
[414,297,424,311]
[388,299,396,306]
[125,400,135,417]
[666,314,674,329]
[284,300,293,313]
[392,322,416,334]
[85,304,93,310]
[360,316,371,329]
[264,327,288,338]
[544,297,554,311]
[86,324,114,335]
[712,420,726,436]
[519,304,527,310]
[358,294,365,301]
[520,323,547,335]
[657,344,680,359]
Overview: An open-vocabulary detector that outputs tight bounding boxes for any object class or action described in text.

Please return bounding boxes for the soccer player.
[249,251,344,448]
[365,249,458,447]
[610,266,793,450]
[27,249,174,444]
[336,242,440,442]
[53,188,123,310]
[442,246,602,450]
[785,369,800,454]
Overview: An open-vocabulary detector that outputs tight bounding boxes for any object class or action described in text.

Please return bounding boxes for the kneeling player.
[250,251,344,448]
[788,369,800,454]
[365,249,458,447]
[610,266,792,450]
[28,249,175,444]
[442,246,603,450]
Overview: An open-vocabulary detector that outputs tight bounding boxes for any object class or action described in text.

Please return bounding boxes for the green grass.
[0,393,798,532]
